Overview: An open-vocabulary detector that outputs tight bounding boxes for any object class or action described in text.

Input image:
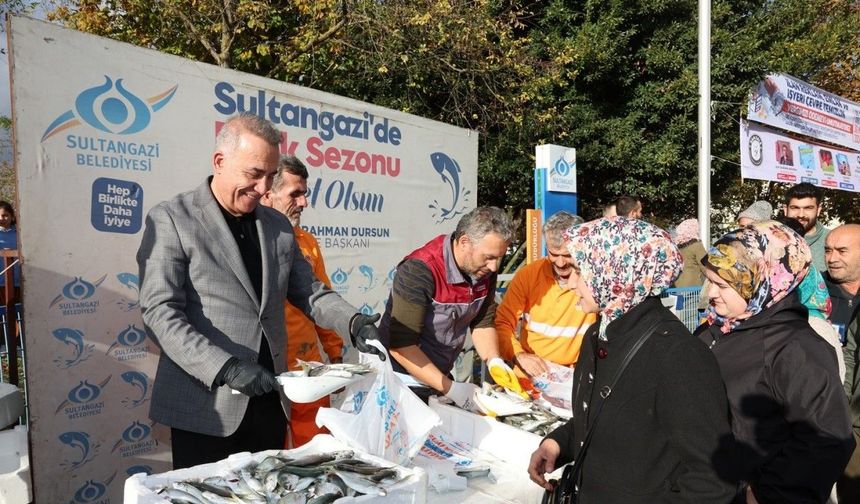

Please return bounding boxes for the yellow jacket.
[496,258,596,371]
[285,227,343,370]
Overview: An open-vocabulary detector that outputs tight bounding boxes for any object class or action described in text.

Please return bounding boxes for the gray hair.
[215,112,281,152]
[543,211,583,248]
[272,155,309,192]
[453,206,514,243]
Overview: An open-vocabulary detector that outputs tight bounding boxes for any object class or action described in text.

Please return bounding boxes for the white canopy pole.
[698,0,712,247]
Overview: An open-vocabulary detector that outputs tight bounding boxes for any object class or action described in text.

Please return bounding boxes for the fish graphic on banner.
[429,152,470,223]
[115,272,140,312]
[59,430,99,470]
[52,328,95,368]
[120,371,149,409]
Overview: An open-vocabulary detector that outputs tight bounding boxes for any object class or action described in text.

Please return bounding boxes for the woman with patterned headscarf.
[698,221,854,504]
[528,217,735,504]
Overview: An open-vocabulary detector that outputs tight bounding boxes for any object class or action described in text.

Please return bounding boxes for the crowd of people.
[134,112,859,504]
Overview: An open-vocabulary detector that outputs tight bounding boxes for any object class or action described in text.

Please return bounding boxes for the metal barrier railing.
[662,286,704,332]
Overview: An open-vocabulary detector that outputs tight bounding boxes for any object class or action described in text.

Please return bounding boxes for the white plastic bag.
[530,360,574,412]
[316,340,441,466]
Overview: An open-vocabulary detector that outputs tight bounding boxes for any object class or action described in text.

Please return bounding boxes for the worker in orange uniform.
[260,155,343,447]
[495,211,597,378]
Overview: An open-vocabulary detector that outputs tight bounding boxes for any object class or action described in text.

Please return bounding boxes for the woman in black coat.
[698,221,854,504]
[528,217,737,504]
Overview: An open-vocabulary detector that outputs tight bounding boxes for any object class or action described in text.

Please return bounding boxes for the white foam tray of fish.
[277,361,375,404]
[124,434,427,504]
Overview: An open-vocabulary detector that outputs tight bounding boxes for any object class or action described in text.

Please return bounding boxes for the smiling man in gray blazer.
[137,113,384,468]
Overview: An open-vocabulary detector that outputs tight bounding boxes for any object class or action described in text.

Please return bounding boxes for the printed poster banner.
[740,120,860,193]
[747,73,860,152]
[9,16,477,503]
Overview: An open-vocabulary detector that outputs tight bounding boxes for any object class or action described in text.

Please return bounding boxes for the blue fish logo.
[43,75,177,141]
[106,324,147,354]
[116,272,140,312]
[429,152,471,223]
[69,473,115,504]
[120,371,149,408]
[358,265,379,292]
[50,275,106,308]
[55,377,111,414]
[126,465,153,476]
[52,328,95,368]
[59,431,98,470]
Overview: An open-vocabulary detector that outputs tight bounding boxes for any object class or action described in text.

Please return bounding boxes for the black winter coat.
[545,297,737,504]
[696,293,855,504]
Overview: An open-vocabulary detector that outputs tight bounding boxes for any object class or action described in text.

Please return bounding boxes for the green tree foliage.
[46,0,860,231]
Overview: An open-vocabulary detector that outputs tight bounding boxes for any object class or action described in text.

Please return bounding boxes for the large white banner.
[9,16,477,503]
[740,120,860,192]
[748,73,860,152]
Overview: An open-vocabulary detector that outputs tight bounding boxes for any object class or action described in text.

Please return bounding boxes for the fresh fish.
[456,466,493,480]
[157,450,406,502]
[277,493,307,504]
[293,477,317,492]
[171,482,209,502]
[307,494,340,504]
[300,361,373,378]
[332,469,387,496]
[160,487,207,504]
[292,450,354,467]
[277,472,300,491]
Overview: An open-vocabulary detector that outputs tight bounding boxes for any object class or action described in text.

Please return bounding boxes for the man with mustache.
[784,182,829,272]
[260,154,345,448]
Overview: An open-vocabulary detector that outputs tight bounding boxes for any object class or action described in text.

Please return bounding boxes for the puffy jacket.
[696,293,855,504]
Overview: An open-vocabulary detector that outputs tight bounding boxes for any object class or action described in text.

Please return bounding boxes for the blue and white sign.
[537,144,577,193]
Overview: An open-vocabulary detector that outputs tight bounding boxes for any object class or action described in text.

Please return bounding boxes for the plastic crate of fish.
[124,434,427,503]
[428,396,544,472]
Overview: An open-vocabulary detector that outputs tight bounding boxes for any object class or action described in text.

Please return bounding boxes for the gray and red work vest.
[380,234,494,376]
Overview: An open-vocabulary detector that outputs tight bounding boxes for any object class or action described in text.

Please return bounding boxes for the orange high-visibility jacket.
[495,258,596,372]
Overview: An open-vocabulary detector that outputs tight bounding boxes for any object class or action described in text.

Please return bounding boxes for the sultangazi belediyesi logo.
[42,75,177,141]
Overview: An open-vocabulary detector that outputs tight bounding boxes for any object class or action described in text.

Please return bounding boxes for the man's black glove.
[219,357,278,397]
[349,313,386,361]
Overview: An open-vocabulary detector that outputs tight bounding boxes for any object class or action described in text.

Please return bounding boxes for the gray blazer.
[137,178,357,436]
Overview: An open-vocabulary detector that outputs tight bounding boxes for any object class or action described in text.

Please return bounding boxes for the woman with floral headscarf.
[697,221,854,504]
[528,217,735,504]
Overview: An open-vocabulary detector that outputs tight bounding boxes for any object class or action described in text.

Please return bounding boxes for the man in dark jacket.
[831,224,860,502]
[824,224,860,340]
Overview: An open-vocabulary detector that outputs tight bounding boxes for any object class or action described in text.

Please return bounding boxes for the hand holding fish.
[488,357,529,399]
[220,358,278,397]
[349,313,386,361]
[528,438,561,491]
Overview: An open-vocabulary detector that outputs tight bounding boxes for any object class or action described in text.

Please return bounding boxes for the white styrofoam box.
[0,384,24,429]
[0,425,32,504]
[124,434,426,504]
[428,397,542,471]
